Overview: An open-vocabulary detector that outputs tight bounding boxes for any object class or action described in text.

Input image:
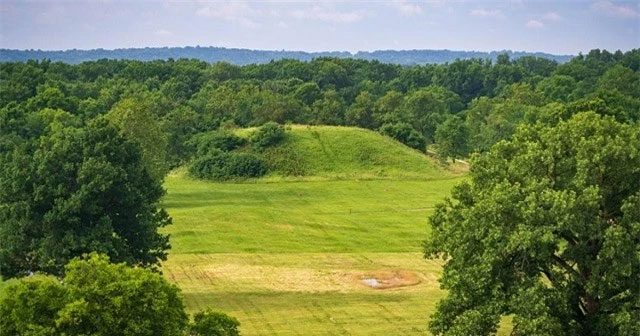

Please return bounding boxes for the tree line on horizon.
[0,46,573,65]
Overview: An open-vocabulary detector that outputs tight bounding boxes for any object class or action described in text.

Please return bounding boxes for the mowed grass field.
[161,126,476,335]
[162,176,460,335]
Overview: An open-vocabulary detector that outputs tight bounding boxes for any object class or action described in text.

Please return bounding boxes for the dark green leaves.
[0,120,171,278]
[425,112,640,335]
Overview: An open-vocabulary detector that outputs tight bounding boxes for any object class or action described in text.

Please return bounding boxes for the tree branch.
[552,254,581,281]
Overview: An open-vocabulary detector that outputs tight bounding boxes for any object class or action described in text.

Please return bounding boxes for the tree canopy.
[1,49,638,167]
[0,119,171,278]
[0,254,239,336]
[425,112,640,335]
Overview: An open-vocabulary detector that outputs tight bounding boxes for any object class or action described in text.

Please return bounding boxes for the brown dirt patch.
[358,270,421,289]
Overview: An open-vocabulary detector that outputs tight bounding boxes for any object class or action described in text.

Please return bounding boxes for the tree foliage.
[190,130,247,156]
[434,115,468,161]
[0,254,241,336]
[107,96,169,180]
[250,122,285,150]
[188,310,240,336]
[379,122,426,152]
[0,119,171,278]
[2,49,638,164]
[425,112,640,335]
[189,151,267,181]
[0,254,187,336]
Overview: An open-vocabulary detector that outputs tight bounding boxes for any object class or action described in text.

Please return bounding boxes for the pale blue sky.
[1,0,638,54]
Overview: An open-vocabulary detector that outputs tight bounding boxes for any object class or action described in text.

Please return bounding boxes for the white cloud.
[290,5,364,23]
[470,8,502,18]
[196,2,260,28]
[526,19,544,29]
[543,11,562,21]
[591,1,639,18]
[390,0,423,16]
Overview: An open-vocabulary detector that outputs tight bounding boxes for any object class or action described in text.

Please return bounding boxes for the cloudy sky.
[1,0,638,54]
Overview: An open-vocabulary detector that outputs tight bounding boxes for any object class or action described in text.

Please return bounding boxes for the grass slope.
[241,125,453,181]
[162,126,480,334]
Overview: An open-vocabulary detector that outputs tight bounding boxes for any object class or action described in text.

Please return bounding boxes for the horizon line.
[0,45,583,57]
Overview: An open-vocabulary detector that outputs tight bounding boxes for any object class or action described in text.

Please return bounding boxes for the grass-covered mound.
[237,125,453,181]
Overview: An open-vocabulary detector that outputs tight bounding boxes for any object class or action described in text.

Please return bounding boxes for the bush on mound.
[379,123,426,152]
[189,150,267,180]
[250,122,285,150]
[189,130,247,156]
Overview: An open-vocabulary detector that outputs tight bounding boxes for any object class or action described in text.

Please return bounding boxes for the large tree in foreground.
[0,119,171,278]
[0,254,240,336]
[425,112,640,335]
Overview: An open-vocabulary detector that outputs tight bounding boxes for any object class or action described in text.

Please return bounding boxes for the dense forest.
[1,48,639,335]
[0,46,573,65]
[1,48,637,169]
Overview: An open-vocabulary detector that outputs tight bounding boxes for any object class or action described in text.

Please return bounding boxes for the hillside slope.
[238,125,456,181]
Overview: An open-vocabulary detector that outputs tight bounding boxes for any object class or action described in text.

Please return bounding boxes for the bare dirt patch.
[358,270,421,289]
[195,263,424,292]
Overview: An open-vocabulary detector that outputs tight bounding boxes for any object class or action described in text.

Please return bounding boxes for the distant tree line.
[1,48,637,166]
[0,46,572,65]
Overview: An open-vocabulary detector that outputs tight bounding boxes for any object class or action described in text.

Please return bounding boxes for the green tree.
[374,90,406,125]
[0,254,187,336]
[379,122,426,152]
[464,95,537,153]
[345,91,377,129]
[25,86,78,114]
[401,87,456,142]
[0,275,67,336]
[107,96,169,181]
[425,112,640,335]
[188,310,240,336]
[311,90,346,125]
[252,91,302,125]
[596,64,640,97]
[434,115,468,161]
[293,82,322,106]
[162,106,201,168]
[190,130,246,156]
[0,120,171,278]
[313,60,349,88]
[536,75,577,102]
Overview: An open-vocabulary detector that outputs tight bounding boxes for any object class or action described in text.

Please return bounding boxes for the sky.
[0,0,638,55]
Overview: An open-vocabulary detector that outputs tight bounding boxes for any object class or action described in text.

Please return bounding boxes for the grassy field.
[162,126,470,334]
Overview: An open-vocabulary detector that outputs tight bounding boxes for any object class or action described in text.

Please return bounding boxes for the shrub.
[188,310,240,336]
[250,122,285,150]
[379,123,426,152]
[189,151,267,180]
[189,131,246,156]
